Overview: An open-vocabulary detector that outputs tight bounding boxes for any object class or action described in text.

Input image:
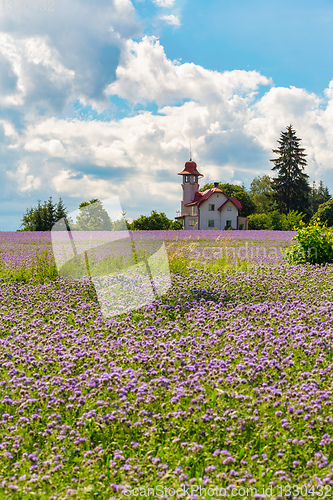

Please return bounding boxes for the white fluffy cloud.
[161,14,181,27]
[107,36,271,106]
[7,163,41,193]
[2,28,333,229]
[0,0,140,114]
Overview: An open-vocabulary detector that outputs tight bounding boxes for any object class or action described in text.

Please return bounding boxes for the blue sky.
[1,0,333,230]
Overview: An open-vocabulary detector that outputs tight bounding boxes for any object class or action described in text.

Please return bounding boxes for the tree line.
[19,125,333,231]
[19,199,183,231]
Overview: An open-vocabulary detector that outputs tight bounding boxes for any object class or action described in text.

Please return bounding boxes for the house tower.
[177,159,203,216]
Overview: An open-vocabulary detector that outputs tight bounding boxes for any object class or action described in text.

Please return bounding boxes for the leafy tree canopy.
[74,199,113,231]
[130,211,183,231]
[249,175,273,213]
[311,198,333,227]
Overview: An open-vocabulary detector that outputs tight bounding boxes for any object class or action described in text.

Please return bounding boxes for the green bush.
[280,210,305,230]
[311,198,333,226]
[129,211,183,230]
[286,220,333,265]
[248,213,272,230]
[248,210,304,230]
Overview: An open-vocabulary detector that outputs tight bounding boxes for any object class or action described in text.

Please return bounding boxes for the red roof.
[184,188,242,212]
[217,196,242,211]
[178,159,203,177]
[185,187,224,207]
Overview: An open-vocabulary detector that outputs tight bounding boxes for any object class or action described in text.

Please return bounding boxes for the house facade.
[175,159,248,230]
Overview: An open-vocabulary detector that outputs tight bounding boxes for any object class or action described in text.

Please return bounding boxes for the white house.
[175,159,248,230]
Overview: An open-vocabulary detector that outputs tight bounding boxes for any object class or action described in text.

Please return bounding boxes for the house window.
[208,220,215,227]
[227,206,232,211]
[208,204,215,211]
[189,219,195,226]
[226,220,232,228]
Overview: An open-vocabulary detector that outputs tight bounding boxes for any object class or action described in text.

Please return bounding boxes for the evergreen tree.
[54,198,67,221]
[20,197,68,231]
[309,181,331,217]
[45,197,56,229]
[270,125,310,214]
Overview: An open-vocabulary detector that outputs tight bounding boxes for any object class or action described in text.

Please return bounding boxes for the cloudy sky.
[1,0,333,229]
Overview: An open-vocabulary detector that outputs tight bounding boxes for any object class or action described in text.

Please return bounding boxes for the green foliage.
[200,182,255,217]
[270,125,310,214]
[74,199,113,231]
[249,175,273,213]
[20,197,68,231]
[311,198,333,227]
[286,220,333,265]
[129,210,183,230]
[281,210,305,230]
[248,210,304,230]
[309,181,331,217]
[248,213,272,230]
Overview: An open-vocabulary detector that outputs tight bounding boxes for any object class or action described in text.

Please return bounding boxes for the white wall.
[184,215,199,230]
[199,193,228,230]
[220,202,238,229]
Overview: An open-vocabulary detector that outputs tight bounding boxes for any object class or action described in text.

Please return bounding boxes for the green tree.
[200,183,255,217]
[54,198,68,221]
[74,199,113,231]
[270,125,310,214]
[20,197,68,231]
[130,211,183,230]
[311,198,333,227]
[249,175,273,213]
[309,181,331,217]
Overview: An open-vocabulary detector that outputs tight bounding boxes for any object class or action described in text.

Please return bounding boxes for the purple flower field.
[1,230,333,499]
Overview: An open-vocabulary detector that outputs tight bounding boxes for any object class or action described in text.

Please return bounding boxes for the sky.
[1,0,333,230]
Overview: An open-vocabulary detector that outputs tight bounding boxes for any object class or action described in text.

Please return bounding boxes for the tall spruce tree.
[270,125,310,214]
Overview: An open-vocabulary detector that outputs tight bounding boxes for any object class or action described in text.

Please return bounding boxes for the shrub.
[311,198,333,227]
[280,210,305,230]
[249,210,304,230]
[248,213,272,230]
[286,220,333,265]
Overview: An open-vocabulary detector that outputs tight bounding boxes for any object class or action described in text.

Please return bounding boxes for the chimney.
[214,182,219,188]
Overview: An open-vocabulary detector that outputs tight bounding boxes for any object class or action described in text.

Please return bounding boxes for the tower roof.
[177,159,203,177]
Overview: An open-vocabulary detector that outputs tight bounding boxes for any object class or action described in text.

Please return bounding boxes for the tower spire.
[189,137,192,161]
